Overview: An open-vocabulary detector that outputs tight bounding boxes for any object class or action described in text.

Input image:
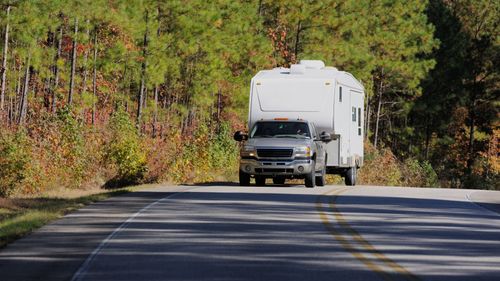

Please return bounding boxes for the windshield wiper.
[254,135,274,138]
[276,135,310,139]
[275,135,300,139]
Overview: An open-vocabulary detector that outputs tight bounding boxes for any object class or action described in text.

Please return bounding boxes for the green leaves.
[105,109,147,187]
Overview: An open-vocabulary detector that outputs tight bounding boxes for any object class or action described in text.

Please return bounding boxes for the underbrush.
[0,112,444,199]
[358,142,440,187]
[0,112,239,198]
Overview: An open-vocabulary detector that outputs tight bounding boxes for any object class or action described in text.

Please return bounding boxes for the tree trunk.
[152,85,158,137]
[216,88,222,133]
[52,25,63,114]
[68,18,78,106]
[137,11,149,125]
[18,54,30,125]
[424,117,430,160]
[15,63,21,118]
[0,6,11,111]
[43,75,51,109]
[373,79,384,149]
[8,93,13,125]
[365,92,370,141]
[92,25,98,125]
[293,20,302,61]
[467,92,476,175]
[81,19,91,94]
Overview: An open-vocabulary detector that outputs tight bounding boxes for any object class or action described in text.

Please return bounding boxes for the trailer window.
[339,87,342,102]
[352,107,356,122]
[358,108,361,127]
[358,108,362,136]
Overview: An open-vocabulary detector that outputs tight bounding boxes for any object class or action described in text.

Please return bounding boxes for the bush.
[358,142,440,187]
[358,142,402,186]
[401,158,439,187]
[104,109,147,188]
[167,122,240,183]
[0,130,33,197]
[56,108,87,187]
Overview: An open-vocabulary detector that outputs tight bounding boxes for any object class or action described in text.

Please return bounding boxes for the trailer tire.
[255,176,266,186]
[305,160,316,188]
[239,170,250,186]
[345,166,357,186]
[273,177,285,185]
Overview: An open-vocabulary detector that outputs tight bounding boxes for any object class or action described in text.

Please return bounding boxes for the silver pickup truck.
[234,120,331,187]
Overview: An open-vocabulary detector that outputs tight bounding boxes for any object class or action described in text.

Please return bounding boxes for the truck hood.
[246,137,312,148]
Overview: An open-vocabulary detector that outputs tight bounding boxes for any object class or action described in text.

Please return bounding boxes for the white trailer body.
[248,60,364,171]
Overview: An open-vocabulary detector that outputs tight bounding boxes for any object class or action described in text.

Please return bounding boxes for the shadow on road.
[183,181,305,188]
[1,186,499,281]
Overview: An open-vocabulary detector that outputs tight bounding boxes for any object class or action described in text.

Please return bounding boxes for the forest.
[0,0,498,197]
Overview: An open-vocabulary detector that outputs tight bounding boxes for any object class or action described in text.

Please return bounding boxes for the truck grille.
[257,149,293,158]
[255,168,294,173]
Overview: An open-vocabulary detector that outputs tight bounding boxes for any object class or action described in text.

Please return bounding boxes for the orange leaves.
[267,25,296,66]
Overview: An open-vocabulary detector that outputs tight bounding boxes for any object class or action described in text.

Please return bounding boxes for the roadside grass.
[0,186,148,249]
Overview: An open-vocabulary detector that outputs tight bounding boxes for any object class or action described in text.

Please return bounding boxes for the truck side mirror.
[233,131,248,142]
[320,132,332,142]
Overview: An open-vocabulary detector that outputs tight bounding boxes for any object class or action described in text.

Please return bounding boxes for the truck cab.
[234,119,331,187]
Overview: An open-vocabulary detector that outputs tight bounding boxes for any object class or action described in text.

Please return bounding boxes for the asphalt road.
[1,184,499,281]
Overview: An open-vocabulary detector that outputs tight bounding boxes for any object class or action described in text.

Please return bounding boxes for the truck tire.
[273,177,285,185]
[315,163,326,186]
[345,166,357,186]
[239,170,250,186]
[305,160,316,188]
[255,176,266,186]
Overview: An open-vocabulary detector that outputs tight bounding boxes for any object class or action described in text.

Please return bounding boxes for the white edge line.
[70,187,196,281]
[465,192,500,217]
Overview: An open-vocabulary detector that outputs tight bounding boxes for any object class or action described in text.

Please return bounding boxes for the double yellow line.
[316,188,420,281]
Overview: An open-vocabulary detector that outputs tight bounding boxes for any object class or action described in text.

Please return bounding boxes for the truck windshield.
[250,121,310,139]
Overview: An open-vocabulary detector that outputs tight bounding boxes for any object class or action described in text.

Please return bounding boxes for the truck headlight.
[241,145,256,157]
[295,146,311,157]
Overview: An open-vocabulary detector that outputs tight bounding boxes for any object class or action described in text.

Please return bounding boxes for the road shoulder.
[468,190,500,215]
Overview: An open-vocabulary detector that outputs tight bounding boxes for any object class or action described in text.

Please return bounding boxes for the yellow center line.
[316,188,393,281]
[328,191,421,281]
[316,187,421,281]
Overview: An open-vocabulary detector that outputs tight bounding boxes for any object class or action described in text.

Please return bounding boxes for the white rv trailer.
[248,60,365,175]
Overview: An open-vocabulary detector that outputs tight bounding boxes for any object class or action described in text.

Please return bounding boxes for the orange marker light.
[274,118,289,121]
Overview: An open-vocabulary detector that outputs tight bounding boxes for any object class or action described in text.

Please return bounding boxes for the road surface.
[1,184,499,281]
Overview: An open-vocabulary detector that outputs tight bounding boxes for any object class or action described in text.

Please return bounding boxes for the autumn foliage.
[0,1,498,197]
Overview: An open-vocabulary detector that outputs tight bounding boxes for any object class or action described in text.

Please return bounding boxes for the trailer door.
[349,90,363,166]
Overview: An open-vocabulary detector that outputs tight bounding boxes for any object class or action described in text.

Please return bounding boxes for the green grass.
[0,188,136,248]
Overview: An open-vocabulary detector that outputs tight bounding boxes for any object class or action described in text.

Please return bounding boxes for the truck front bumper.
[239,158,314,176]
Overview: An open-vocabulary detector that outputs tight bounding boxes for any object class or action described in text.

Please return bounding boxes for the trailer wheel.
[305,160,316,188]
[315,163,326,186]
[255,176,266,186]
[239,170,250,186]
[345,166,357,186]
[273,177,285,185]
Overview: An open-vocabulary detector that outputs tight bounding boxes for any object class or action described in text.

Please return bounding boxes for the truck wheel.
[239,170,250,186]
[273,177,285,185]
[315,164,326,186]
[305,160,316,188]
[255,176,266,186]
[344,166,357,186]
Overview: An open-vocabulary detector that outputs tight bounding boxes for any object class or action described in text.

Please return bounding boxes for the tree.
[0,5,11,111]
[451,0,499,177]
[68,17,78,106]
